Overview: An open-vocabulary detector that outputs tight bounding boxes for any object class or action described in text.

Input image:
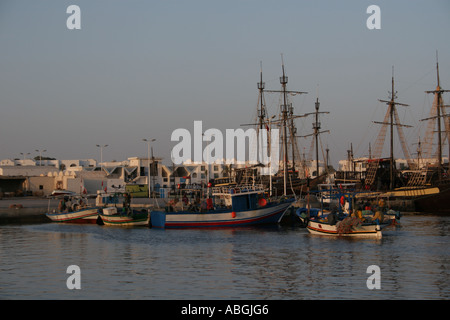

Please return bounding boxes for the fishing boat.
[50,189,77,197]
[150,184,294,228]
[316,183,356,207]
[46,196,99,224]
[94,191,150,226]
[46,207,99,224]
[295,186,397,238]
[306,214,383,238]
[98,207,149,227]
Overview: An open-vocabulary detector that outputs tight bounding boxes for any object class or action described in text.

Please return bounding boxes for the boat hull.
[46,208,99,224]
[150,200,293,228]
[306,220,383,238]
[100,211,149,226]
[414,185,450,214]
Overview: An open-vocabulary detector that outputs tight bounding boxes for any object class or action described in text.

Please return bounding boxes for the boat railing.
[212,184,265,195]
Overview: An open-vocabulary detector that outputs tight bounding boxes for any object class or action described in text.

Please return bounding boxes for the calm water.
[0,215,448,300]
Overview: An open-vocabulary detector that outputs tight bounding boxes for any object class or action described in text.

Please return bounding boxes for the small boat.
[46,196,99,224]
[46,207,99,224]
[50,189,77,197]
[150,185,294,229]
[306,216,383,238]
[316,183,356,207]
[295,188,398,238]
[99,207,149,227]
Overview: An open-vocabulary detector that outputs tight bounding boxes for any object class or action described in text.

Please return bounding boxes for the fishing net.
[336,216,362,234]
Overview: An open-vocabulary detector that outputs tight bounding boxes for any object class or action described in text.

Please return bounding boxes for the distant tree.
[33,156,56,161]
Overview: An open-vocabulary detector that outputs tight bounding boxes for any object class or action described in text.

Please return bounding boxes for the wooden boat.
[296,208,388,238]
[99,207,149,226]
[307,216,383,238]
[316,183,356,206]
[50,189,77,197]
[295,185,398,238]
[46,196,99,224]
[46,207,99,224]
[150,185,294,228]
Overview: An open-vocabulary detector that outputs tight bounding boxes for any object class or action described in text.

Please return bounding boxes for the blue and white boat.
[295,187,399,238]
[150,185,294,228]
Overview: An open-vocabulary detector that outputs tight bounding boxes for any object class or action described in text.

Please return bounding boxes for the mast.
[374,67,410,190]
[298,91,329,178]
[257,61,267,132]
[251,55,307,195]
[280,55,289,195]
[421,52,450,180]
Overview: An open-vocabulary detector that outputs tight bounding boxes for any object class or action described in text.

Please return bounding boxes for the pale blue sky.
[1,0,449,167]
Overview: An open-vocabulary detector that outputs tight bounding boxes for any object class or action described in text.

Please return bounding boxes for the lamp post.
[96,144,108,171]
[142,138,156,198]
[35,149,47,166]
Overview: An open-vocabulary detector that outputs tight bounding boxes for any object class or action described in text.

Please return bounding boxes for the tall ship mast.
[420,52,450,180]
[299,91,330,179]
[409,53,450,214]
[241,57,335,197]
[364,67,412,191]
[267,55,308,195]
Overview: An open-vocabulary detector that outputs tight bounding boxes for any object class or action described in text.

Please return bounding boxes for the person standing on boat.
[58,199,66,213]
[122,193,132,215]
[66,197,73,212]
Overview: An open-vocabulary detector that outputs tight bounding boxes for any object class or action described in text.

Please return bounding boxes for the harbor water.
[0,214,448,300]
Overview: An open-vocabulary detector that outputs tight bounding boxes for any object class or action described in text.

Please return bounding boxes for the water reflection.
[0,215,448,299]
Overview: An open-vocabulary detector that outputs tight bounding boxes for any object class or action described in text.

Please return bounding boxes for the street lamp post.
[20,152,30,160]
[142,138,156,198]
[96,144,109,171]
[35,149,47,166]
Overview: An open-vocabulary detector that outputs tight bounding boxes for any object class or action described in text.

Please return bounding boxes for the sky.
[1,0,449,168]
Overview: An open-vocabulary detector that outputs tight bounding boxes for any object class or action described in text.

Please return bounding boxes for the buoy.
[258,198,267,207]
[231,211,236,218]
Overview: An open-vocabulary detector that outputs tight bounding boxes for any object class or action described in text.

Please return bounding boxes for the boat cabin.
[211,184,267,212]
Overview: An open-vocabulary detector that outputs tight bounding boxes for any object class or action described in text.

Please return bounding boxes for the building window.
[39,185,44,190]
[201,166,205,171]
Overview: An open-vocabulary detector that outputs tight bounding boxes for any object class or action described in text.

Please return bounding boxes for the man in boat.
[66,197,73,212]
[351,204,365,222]
[326,208,338,225]
[372,210,384,224]
[58,199,67,213]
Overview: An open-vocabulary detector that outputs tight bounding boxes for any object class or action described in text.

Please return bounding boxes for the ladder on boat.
[406,165,429,187]
[364,159,380,188]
